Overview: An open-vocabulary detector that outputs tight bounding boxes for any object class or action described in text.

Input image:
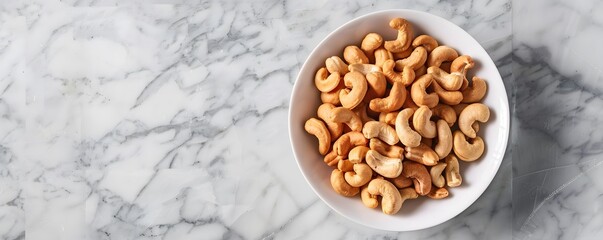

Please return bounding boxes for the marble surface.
[5,0,600,239]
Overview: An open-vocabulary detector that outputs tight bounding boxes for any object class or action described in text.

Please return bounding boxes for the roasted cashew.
[395,46,427,71]
[361,186,379,208]
[404,143,439,166]
[427,46,459,67]
[453,130,485,161]
[428,66,464,91]
[453,105,481,133]
[361,33,383,62]
[365,150,403,178]
[395,108,421,147]
[331,169,359,197]
[320,80,345,105]
[384,18,413,53]
[369,82,406,113]
[434,120,453,159]
[391,175,413,188]
[365,71,387,101]
[430,162,447,188]
[402,161,432,196]
[317,103,343,140]
[333,132,367,157]
[462,76,487,103]
[458,103,490,138]
[338,159,354,172]
[328,107,363,132]
[445,155,462,187]
[304,118,331,155]
[374,47,393,68]
[382,60,415,85]
[345,163,373,187]
[367,178,403,215]
[431,104,456,127]
[348,146,369,164]
[362,121,399,145]
[412,35,439,52]
[378,111,398,126]
[348,63,381,75]
[432,80,463,105]
[427,187,449,199]
[339,71,368,109]
[399,187,419,203]
[412,106,437,138]
[450,55,474,76]
[344,46,369,64]
[369,138,404,159]
[326,56,349,74]
[324,150,343,166]
[410,74,439,108]
[314,67,341,92]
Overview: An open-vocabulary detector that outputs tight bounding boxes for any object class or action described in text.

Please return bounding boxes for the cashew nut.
[339,71,368,109]
[320,80,345,105]
[325,56,349,74]
[461,76,487,103]
[369,82,406,113]
[365,150,403,178]
[367,178,403,215]
[331,169,359,197]
[428,66,464,91]
[384,18,413,53]
[395,108,422,147]
[344,45,369,64]
[361,33,383,62]
[369,138,404,159]
[412,106,437,138]
[410,74,439,108]
[344,163,373,187]
[427,187,449,199]
[317,103,343,140]
[404,143,439,166]
[333,132,367,157]
[395,46,427,71]
[432,80,463,105]
[450,55,474,76]
[427,46,459,67]
[324,150,343,166]
[445,155,462,187]
[399,187,419,203]
[392,48,413,60]
[328,107,363,132]
[412,35,439,52]
[431,104,457,127]
[361,186,379,208]
[378,111,398,126]
[382,59,415,85]
[304,118,331,155]
[434,120,453,159]
[314,67,341,92]
[351,102,373,124]
[402,161,432,196]
[365,71,387,101]
[374,47,393,68]
[348,145,369,164]
[453,130,485,161]
[348,63,381,76]
[430,162,447,188]
[338,159,354,172]
[362,121,399,145]
[391,175,413,188]
[458,103,490,138]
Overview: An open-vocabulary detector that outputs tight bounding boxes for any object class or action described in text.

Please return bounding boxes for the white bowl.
[288,9,509,231]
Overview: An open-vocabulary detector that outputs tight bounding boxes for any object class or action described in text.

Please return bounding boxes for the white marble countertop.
[0,0,600,239]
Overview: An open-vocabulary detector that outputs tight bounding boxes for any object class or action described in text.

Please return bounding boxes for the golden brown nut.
[348,146,370,164]
[333,132,368,157]
[362,121,399,145]
[317,103,344,141]
[391,175,413,188]
[462,76,487,103]
[369,138,404,158]
[328,107,363,132]
[402,161,432,196]
[326,56,349,74]
[344,163,373,187]
[374,47,393,68]
[384,18,413,53]
[445,155,462,187]
[369,82,406,113]
[324,151,343,166]
[430,163,448,188]
[304,118,331,155]
[367,178,403,214]
[314,67,341,92]
[382,59,415,85]
[410,74,439,108]
[412,106,437,138]
[395,46,427,71]
[361,186,379,208]
[453,130,485,161]
[365,71,387,101]
[395,108,422,147]
[458,103,490,138]
[365,150,403,178]
[331,169,360,196]
[427,46,458,67]
[431,104,457,127]
[427,187,449,199]
[404,143,439,166]
[339,72,368,109]
[412,35,439,52]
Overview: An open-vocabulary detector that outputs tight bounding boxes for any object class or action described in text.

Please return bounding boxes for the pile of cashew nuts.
[305,18,490,215]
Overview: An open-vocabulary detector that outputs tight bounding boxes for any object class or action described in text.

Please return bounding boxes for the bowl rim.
[288,9,510,231]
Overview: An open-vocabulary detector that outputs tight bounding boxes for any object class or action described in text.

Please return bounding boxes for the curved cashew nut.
[328,107,363,132]
[374,47,393,68]
[344,46,369,64]
[367,178,403,215]
[412,35,439,52]
[369,82,406,113]
[348,146,369,164]
[365,150,403,178]
[362,121,399,145]
[450,55,474,75]
[378,111,398,126]
[317,103,343,140]
[430,162,448,188]
[395,108,421,147]
[338,159,354,172]
[428,66,464,91]
[320,80,345,105]
[325,56,350,74]
[395,46,427,71]
[410,74,439,108]
[399,187,419,204]
[324,151,343,166]
[462,76,487,103]
[404,143,439,166]
[427,46,459,67]
[453,130,485,161]
[331,169,359,197]
[304,118,331,155]
[344,163,373,187]
[458,103,490,138]
[361,33,383,62]
[384,18,413,53]
[434,120,453,159]
[391,175,413,188]
[314,67,341,92]
[339,72,368,109]
[333,132,367,157]
[365,71,387,101]
[402,161,432,196]
[445,155,462,187]
[361,186,379,208]
[382,60,415,85]
[369,138,404,159]
[413,106,437,138]
[431,104,457,127]
[432,80,463,105]
[351,102,374,124]
[348,63,381,76]
[427,187,449,199]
